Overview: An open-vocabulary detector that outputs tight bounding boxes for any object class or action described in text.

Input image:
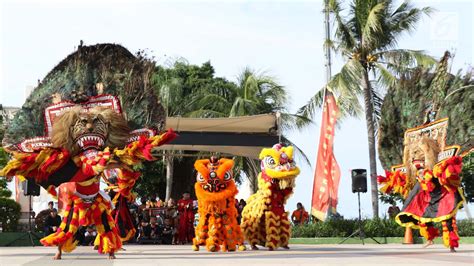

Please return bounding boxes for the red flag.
[311,92,341,221]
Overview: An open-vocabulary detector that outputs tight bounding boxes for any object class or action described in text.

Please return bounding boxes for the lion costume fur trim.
[192,157,245,252]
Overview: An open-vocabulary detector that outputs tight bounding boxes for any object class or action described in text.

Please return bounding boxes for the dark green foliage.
[291,219,474,238]
[378,54,474,169]
[379,191,404,205]
[0,152,20,231]
[457,219,474,236]
[461,153,474,202]
[3,43,166,146]
[0,198,21,232]
[132,160,165,201]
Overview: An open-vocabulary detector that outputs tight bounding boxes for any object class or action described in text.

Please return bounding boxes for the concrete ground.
[0,244,472,266]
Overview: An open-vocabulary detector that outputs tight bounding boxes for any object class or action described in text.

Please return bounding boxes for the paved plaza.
[0,244,472,266]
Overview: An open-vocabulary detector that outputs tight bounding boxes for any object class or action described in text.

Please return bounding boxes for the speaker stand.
[5,195,41,247]
[339,192,380,245]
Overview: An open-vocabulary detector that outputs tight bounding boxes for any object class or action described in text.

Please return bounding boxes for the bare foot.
[251,245,259,250]
[423,240,434,248]
[450,247,456,253]
[108,253,116,259]
[53,253,61,260]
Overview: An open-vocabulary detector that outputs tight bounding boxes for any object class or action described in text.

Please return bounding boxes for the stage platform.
[0,243,472,265]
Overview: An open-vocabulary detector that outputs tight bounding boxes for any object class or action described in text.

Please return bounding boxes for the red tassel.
[449,231,459,248]
[427,226,439,241]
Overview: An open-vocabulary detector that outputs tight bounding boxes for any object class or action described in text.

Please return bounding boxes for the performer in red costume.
[1,94,176,259]
[177,192,195,244]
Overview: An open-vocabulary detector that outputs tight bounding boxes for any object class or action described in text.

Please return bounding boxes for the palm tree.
[189,67,312,192]
[152,62,312,196]
[298,0,436,217]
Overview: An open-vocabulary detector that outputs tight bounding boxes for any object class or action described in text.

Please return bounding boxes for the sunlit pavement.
[0,244,472,266]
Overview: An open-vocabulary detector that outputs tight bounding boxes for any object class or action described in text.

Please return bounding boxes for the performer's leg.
[241,214,262,250]
[264,211,280,251]
[442,218,459,252]
[205,214,222,252]
[221,211,238,252]
[42,198,81,258]
[192,213,209,251]
[53,245,62,260]
[229,210,246,251]
[93,199,122,259]
[279,212,291,249]
[420,222,438,248]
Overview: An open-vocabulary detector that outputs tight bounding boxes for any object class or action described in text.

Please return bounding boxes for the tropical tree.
[190,67,312,191]
[151,62,312,195]
[298,0,435,217]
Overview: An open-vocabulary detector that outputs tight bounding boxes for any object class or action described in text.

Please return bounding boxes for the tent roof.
[157,114,280,159]
[165,114,278,133]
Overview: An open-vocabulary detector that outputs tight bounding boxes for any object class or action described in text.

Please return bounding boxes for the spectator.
[137,219,152,243]
[161,217,175,245]
[177,192,194,244]
[44,208,61,236]
[83,225,97,246]
[291,202,309,225]
[149,217,162,244]
[388,201,400,219]
[237,199,246,224]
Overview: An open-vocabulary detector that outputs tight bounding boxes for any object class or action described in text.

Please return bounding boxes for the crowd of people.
[36,197,313,246]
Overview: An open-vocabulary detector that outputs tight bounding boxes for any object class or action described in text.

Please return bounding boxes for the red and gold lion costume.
[241,144,300,251]
[1,94,176,259]
[192,157,245,252]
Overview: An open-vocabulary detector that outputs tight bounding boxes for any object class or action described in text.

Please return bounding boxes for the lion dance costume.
[241,144,300,250]
[378,123,466,251]
[1,94,176,259]
[192,156,245,252]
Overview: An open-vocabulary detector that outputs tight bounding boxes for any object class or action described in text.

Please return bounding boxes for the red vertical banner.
[311,92,341,221]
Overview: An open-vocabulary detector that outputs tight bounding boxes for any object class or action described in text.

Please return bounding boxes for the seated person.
[83,225,97,246]
[149,217,162,243]
[137,219,152,243]
[161,217,175,245]
[43,208,61,236]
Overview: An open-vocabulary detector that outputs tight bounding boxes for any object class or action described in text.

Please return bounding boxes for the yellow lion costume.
[192,156,245,252]
[241,144,300,250]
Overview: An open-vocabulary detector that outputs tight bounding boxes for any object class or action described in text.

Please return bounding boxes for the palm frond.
[281,136,312,167]
[296,88,325,121]
[376,49,436,74]
[361,2,386,49]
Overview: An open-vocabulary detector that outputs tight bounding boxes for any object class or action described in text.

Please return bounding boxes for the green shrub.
[291,218,473,238]
[0,197,21,232]
[457,219,474,236]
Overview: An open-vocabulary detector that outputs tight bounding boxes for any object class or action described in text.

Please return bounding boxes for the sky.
[0,0,473,219]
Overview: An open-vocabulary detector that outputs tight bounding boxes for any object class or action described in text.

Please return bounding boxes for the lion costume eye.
[223,171,233,181]
[197,173,206,183]
[264,156,277,168]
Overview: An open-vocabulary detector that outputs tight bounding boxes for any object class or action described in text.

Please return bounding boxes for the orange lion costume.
[192,157,246,252]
